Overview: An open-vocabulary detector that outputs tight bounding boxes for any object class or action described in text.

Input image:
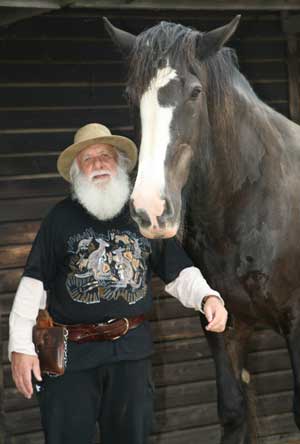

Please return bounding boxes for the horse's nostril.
[129,199,152,228]
[129,198,137,218]
[157,198,174,226]
[164,198,174,218]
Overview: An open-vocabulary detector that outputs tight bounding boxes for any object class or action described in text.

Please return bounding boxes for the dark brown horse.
[104,16,300,443]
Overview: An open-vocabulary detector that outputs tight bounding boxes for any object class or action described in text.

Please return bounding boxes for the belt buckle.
[107,318,130,341]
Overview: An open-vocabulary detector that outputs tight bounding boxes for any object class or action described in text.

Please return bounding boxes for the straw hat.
[57,123,138,182]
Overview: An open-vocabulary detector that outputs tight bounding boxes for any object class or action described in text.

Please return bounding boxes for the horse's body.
[104,16,300,443]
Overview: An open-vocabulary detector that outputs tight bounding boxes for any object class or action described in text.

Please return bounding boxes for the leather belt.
[54,315,145,344]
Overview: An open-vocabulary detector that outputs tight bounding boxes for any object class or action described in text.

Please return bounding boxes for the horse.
[104,16,300,443]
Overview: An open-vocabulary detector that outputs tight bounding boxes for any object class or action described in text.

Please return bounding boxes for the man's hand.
[11,352,42,399]
[203,296,228,332]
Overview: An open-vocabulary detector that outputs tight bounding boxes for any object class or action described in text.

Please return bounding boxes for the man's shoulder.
[43,196,76,224]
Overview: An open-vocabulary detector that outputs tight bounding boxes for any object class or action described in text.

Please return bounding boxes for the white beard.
[71,163,131,221]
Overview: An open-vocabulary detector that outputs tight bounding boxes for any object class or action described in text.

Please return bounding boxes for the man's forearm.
[165,266,224,313]
[8,276,46,361]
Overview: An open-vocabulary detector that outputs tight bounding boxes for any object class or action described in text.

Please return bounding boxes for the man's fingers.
[32,358,42,382]
[205,306,228,332]
[204,305,213,322]
[11,354,39,398]
[13,369,33,398]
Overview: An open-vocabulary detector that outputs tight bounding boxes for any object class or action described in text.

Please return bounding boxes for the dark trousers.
[36,358,154,444]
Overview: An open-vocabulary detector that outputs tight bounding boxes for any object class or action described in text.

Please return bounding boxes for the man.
[9,123,227,444]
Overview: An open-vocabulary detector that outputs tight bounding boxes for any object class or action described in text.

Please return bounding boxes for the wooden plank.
[7,427,300,444]
[0,196,63,223]
[0,293,14,315]
[0,106,131,130]
[69,0,300,10]
[0,8,53,28]
[0,85,127,108]
[0,62,126,83]
[0,269,23,294]
[3,391,298,437]
[0,221,40,245]
[0,1,60,7]
[0,38,285,62]
[0,176,68,199]
[258,412,298,436]
[0,61,284,86]
[282,13,300,34]
[0,39,121,61]
[282,13,300,123]
[0,127,135,155]
[0,81,288,110]
[1,329,286,365]
[0,15,283,39]
[0,155,58,176]
[0,244,31,269]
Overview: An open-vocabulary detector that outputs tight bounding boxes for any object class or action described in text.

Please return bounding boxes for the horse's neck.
[188,81,299,236]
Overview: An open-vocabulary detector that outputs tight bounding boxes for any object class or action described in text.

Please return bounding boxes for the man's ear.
[103,17,136,57]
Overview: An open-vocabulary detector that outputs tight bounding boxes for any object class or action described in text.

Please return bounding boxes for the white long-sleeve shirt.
[8,267,223,361]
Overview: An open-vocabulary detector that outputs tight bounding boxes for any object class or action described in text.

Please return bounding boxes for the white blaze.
[132,64,177,224]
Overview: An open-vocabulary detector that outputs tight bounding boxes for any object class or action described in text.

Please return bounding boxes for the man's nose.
[93,156,103,169]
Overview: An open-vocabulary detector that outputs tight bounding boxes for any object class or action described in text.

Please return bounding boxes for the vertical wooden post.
[0,313,7,443]
[281,11,300,124]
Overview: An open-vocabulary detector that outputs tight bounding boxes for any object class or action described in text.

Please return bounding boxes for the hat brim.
[57,134,138,182]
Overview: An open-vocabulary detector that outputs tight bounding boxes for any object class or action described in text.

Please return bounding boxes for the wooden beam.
[0,1,77,27]
[282,12,300,123]
[0,1,60,7]
[0,8,52,26]
[69,0,300,10]
[282,13,300,33]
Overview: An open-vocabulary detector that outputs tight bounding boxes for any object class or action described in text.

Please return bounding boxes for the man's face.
[76,143,118,185]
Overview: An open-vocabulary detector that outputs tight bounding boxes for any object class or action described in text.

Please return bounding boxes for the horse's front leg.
[200,314,255,444]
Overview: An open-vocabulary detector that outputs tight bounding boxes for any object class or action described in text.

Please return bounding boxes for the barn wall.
[0,8,298,443]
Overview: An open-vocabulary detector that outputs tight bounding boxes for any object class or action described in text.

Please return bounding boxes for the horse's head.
[104,16,240,239]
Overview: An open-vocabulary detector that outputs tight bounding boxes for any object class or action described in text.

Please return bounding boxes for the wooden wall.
[0,7,299,444]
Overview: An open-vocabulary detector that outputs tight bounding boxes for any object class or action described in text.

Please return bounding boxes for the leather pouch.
[32,309,67,376]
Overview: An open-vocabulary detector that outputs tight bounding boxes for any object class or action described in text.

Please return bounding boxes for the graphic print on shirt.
[66,229,151,304]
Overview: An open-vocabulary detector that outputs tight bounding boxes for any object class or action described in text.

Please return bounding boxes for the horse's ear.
[199,15,241,59]
[103,17,136,57]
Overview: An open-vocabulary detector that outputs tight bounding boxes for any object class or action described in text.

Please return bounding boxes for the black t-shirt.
[24,197,193,371]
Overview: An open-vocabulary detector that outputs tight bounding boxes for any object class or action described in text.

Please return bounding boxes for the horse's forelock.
[127,21,201,102]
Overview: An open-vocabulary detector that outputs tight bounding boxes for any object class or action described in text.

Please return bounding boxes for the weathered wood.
[0,38,286,62]
[3,391,297,437]
[0,196,63,223]
[0,328,289,366]
[0,176,68,199]
[0,155,58,176]
[0,62,126,83]
[0,15,282,39]
[0,1,60,7]
[0,269,22,294]
[0,8,53,28]
[0,127,134,155]
[0,244,31,269]
[0,85,127,108]
[7,427,300,444]
[0,221,40,245]
[281,12,300,123]
[0,106,130,130]
[68,0,300,10]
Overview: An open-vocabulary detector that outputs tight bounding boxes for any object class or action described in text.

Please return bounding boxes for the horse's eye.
[190,86,202,99]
